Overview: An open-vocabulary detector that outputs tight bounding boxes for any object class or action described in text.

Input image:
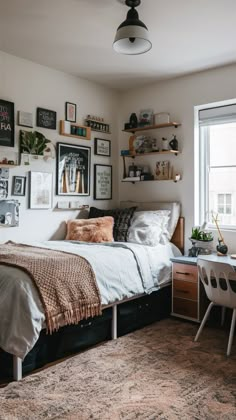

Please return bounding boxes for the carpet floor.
[0,318,236,420]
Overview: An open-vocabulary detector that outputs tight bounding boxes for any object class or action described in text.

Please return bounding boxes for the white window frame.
[194,98,236,231]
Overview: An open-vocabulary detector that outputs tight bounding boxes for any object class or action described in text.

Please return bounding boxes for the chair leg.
[221,307,226,326]
[227,308,236,356]
[194,302,214,342]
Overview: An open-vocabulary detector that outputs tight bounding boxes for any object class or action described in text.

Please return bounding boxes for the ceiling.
[1,0,236,90]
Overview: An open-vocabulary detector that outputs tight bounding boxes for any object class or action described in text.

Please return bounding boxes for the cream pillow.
[66,216,114,242]
[127,210,170,246]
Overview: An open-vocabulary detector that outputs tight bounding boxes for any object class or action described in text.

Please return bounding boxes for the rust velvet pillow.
[66,216,114,242]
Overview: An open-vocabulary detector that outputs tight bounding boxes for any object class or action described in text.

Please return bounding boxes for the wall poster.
[94,164,112,200]
[56,142,91,196]
[0,100,14,147]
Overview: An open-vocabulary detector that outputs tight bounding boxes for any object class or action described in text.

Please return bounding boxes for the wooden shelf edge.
[122,122,181,133]
[0,164,18,168]
[54,205,89,211]
[122,178,181,183]
[121,150,180,157]
[60,132,91,140]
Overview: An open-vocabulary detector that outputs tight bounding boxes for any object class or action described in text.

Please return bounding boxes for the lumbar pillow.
[66,216,114,242]
[127,210,170,246]
[88,206,136,242]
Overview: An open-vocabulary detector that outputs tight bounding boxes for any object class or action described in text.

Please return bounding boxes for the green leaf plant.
[20,130,50,155]
[191,226,213,242]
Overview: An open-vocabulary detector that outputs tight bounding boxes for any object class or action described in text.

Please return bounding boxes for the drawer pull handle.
[176,289,189,294]
[176,271,190,275]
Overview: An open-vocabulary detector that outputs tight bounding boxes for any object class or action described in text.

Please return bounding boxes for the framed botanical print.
[29,171,53,209]
[94,138,111,156]
[56,142,90,196]
[94,164,112,200]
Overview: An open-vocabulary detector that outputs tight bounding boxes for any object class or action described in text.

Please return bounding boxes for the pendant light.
[113,0,152,55]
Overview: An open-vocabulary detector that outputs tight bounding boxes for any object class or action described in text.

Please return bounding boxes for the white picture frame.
[29,171,53,209]
[18,111,33,128]
[94,164,112,200]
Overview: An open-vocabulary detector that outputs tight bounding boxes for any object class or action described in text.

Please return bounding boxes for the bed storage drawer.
[118,287,171,336]
[54,308,112,359]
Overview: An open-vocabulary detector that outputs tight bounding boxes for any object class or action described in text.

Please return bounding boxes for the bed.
[0,201,184,381]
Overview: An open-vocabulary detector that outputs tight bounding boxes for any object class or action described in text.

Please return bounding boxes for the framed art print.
[12,176,26,196]
[57,142,90,196]
[36,107,57,130]
[94,164,112,200]
[94,138,111,156]
[0,99,14,147]
[18,111,33,128]
[65,102,76,123]
[29,171,52,209]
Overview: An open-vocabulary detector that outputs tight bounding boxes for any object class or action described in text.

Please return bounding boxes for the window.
[217,194,232,215]
[197,103,236,229]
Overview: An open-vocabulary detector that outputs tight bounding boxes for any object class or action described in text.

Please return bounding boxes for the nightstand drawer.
[173,263,198,283]
[173,297,198,319]
[173,279,198,300]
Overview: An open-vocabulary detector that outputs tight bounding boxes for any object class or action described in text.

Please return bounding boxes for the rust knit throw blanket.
[0,242,102,333]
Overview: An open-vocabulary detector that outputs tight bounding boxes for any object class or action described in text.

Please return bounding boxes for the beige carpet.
[0,318,236,420]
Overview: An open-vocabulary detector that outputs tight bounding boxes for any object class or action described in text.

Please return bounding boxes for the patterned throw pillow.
[88,207,137,242]
[66,216,114,242]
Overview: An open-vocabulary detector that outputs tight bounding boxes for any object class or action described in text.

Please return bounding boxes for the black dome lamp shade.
[113,0,152,55]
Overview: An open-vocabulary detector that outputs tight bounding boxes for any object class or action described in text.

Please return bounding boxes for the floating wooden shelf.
[60,120,91,140]
[0,164,18,168]
[121,150,180,158]
[54,204,89,211]
[122,178,181,184]
[122,122,181,133]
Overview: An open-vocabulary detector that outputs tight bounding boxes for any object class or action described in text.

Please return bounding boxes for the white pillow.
[127,210,170,246]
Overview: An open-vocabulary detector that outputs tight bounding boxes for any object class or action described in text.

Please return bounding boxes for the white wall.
[119,64,236,253]
[0,51,120,243]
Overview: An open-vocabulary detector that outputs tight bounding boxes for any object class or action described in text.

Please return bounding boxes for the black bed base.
[0,286,171,380]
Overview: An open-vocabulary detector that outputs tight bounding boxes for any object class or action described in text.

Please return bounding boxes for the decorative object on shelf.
[12,176,26,196]
[113,0,152,55]
[94,138,111,157]
[0,99,14,147]
[212,213,228,255]
[139,109,154,126]
[0,158,16,166]
[169,134,178,151]
[17,111,33,128]
[154,112,170,125]
[94,164,112,200]
[174,173,181,182]
[129,113,138,128]
[151,138,159,152]
[121,149,130,156]
[36,107,57,130]
[123,121,181,133]
[162,137,168,151]
[20,130,50,155]
[60,120,91,140]
[85,116,110,134]
[65,102,76,123]
[0,199,19,227]
[57,142,91,196]
[155,160,170,180]
[29,171,53,209]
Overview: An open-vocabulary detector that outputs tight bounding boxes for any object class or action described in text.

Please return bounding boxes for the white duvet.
[0,240,181,359]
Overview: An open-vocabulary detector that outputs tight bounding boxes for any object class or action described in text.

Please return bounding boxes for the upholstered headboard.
[120,201,184,254]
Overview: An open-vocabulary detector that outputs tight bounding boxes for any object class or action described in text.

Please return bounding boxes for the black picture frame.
[65,102,77,123]
[36,107,57,130]
[94,138,111,157]
[56,142,91,196]
[12,176,26,196]
[0,99,14,147]
[94,164,112,200]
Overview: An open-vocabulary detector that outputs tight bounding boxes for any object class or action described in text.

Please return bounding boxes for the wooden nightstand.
[171,256,208,322]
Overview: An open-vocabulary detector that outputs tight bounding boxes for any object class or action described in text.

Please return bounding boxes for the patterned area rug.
[0,318,236,420]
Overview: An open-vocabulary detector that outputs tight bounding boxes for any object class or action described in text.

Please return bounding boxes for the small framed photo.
[36,107,57,130]
[65,102,76,123]
[12,176,26,196]
[94,138,111,157]
[94,164,112,200]
[17,111,33,128]
[29,171,53,209]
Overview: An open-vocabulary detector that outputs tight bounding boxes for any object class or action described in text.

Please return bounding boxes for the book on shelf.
[122,176,141,182]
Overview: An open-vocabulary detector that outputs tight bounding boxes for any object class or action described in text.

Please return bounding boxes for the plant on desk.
[190,227,213,242]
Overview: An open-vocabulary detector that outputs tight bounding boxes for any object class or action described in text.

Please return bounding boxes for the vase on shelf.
[216,239,228,256]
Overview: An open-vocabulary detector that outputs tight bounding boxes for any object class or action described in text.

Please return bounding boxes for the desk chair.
[194,258,236,356]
